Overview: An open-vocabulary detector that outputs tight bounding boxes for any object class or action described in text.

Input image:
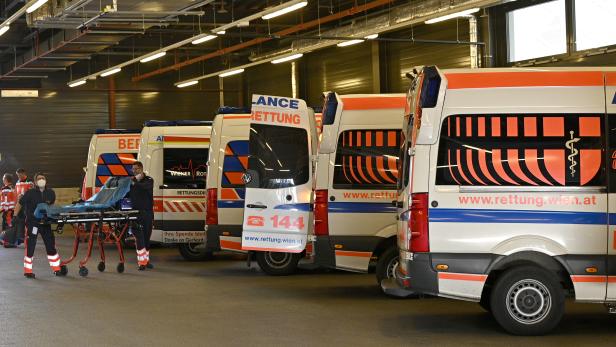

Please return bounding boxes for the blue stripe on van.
[429,208,608,225]
[273,203,312,212]
[218,200,244,208]
[328,202,396,214]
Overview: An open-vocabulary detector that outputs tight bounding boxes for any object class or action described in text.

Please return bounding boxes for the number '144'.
[271,215,305,230]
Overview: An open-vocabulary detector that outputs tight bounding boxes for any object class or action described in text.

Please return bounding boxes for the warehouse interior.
[0,0,615,344]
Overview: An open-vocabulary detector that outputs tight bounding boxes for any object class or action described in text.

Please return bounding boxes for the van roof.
[94,129,140,134]
[218,106,251,114]
[143,120,213,127]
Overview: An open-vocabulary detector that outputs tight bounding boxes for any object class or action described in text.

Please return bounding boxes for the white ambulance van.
[81,129,141,201]
[384,66,616,335]
[204,108,322,254]
[138,120,212,261]
[241,94,318,273]
[204,108,251,253]
[240,93,405,281]
[312,92,405,282]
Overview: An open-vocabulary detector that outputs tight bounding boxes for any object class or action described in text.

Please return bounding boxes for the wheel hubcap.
[265,252,292,268]
[386,256,399,279]
[506,279,551,325]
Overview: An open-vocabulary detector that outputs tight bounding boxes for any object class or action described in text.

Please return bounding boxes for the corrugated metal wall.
[303,42,375,106]
[0,90,107,188]
[245,62,293,104]
[383,20,471,93]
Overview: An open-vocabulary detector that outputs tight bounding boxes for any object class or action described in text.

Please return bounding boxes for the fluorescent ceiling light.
[0,26,9,37]
[337,39,364,47]
[271,53,303,64]
[425,8,480,24]
[68,80,86,88]
[177,80,199,88]
[26,0,49,13]
[192,35,217,45]
[365,34,379,39]
[140,51,167,63]
[100,68,122,77]
[262,1,308,20]
[219,69,244,78]
[216,30,226,35]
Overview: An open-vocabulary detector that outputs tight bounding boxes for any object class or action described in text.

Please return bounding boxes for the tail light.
[206,188,218,225]
[314,189,329,236]
[409,193,429,252]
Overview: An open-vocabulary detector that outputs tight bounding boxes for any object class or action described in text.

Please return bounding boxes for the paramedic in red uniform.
[129,161,154,270]
[14,173,67,279]
[1,174,16,247]
[14,168,34,246]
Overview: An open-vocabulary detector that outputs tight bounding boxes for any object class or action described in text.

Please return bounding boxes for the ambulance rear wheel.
[490,266,564,336]
[256,251,300,276]
[178,243,212,261]
[376,247,399,285]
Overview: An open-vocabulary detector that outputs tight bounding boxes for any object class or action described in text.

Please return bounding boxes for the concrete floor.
[0,236,615,347]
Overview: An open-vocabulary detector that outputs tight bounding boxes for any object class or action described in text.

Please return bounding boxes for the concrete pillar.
[371,40,381,93]
[218,77,224,107]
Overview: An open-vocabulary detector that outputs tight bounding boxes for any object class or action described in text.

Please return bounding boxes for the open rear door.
[242,94,316,253]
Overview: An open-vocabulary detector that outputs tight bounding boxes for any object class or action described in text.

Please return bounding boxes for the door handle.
[391,200,403,208]
[247,204,267,209]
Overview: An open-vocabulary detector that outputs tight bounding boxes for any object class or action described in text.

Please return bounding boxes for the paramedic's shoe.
[138,265,146,271]
[146,262,154,269]
[24,273,35,279]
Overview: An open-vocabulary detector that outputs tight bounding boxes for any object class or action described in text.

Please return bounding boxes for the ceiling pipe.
[132,0,394,82]
[250,0,501,62]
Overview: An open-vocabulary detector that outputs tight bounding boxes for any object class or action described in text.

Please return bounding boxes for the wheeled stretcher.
[33,177,140,277]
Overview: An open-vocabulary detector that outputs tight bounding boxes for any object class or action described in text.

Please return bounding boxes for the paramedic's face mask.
[36,178,46,189]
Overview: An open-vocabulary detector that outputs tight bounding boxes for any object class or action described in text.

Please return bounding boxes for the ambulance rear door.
[242,95,317,253]
[158,125,210,243]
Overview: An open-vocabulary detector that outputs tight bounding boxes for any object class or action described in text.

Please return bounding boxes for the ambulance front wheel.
[256,251,300,276]
[178,243,213,261]
[490,266,565,336]
[376,247,399,285]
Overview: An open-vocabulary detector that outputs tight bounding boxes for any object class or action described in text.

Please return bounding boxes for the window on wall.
[333,129,400,190]
[507,0,567,62]
[575,0,616,51]
[435,114,605,187]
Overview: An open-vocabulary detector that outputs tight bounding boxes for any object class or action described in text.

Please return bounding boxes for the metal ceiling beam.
[63,10,205,16]
[132,0,394,82]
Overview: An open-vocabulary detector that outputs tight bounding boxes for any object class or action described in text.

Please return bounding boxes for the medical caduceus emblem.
[565,130,581,178]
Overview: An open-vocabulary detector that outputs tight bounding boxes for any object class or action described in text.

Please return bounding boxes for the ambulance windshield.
[248,124,309,189]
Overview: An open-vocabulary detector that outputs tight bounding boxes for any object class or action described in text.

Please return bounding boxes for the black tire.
[117,263,125,273]
[79,267,89,277]
[376,246,399,285]
[178,243,213,261]
[490,266,564,336]
[97,262,106,272]
[256,251,300,276]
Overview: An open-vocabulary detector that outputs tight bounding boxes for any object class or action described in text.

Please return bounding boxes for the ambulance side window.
[333,129,400,190]
[221,140,249,189]
[163,148,208,189]
[95,153,137,187]
[436,114,605,187]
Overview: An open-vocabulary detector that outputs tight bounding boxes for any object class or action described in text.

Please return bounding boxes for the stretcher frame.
[52,210,139,277]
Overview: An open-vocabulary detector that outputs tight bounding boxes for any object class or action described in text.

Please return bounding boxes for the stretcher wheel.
[60,265,68,276]
[97,262,105,272]
[79,267,89,277]
[117,263,124,273]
